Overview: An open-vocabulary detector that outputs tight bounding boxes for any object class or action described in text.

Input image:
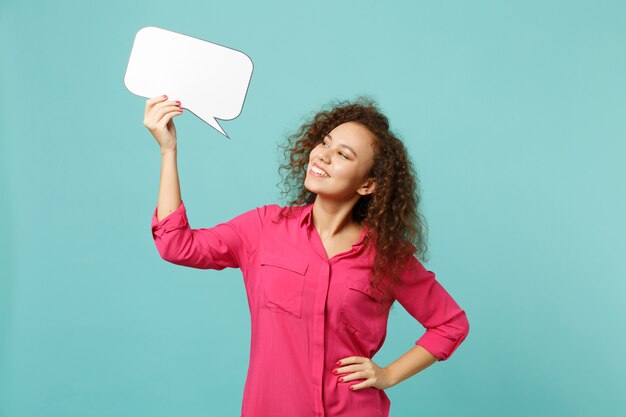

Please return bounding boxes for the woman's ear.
[358,178,376,196]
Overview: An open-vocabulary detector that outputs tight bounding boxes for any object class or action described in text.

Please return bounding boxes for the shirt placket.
[306,219,366,417]
[311,258,330,417]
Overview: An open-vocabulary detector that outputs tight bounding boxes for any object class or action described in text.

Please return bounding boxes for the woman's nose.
[318,148,331,163]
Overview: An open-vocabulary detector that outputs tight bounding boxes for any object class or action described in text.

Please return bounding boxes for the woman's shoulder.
[254,202,311,223]
[257,202,310,211]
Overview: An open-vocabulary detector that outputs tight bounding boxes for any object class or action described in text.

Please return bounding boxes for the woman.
[146,94,470,417]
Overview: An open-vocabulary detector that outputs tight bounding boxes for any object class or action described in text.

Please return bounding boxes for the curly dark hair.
[273,96,430,309]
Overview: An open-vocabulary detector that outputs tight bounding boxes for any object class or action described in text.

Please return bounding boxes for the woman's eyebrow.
[327,134,358,157]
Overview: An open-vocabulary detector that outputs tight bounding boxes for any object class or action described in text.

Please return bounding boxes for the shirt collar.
[299,203,314,228]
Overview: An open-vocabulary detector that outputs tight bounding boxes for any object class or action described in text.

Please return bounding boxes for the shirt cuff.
[415,329,467,362]
[151,201,188,238]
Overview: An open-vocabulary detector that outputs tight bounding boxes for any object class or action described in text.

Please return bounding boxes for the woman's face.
[304,121,377,201]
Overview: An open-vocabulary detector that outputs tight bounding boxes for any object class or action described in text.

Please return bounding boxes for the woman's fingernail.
[338,377,343,382]
[163,95,167,98]
[332,369,338,375]
[176,101,180,105]
[336,361,341,366]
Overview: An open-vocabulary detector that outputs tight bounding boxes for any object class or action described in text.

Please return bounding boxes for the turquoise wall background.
[1,0,625,416]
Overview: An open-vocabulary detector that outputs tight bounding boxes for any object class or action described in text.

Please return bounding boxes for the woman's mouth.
[310,164,330,178]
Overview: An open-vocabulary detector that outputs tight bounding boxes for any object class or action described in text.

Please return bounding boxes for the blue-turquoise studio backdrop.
[1,1,625,416]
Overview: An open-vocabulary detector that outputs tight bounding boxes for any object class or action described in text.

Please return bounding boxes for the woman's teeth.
[311,166,330,177]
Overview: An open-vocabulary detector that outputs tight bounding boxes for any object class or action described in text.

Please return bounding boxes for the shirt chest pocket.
[259,251,309,318]
[338,277,388,345]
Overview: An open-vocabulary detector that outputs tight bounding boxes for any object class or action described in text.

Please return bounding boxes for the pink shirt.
[151,201,469,417]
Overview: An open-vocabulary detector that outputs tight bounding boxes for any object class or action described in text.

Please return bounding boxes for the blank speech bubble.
[124,26,253,138]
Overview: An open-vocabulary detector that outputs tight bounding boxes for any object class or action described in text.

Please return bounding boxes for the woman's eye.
[321,139,347,159]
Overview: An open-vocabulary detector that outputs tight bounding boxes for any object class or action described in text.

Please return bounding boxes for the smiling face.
[304,121,377,201]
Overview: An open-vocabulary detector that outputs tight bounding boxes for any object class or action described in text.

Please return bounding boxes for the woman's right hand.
[143,95,184,153]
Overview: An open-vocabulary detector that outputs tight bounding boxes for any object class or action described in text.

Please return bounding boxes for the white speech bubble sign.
[124,26,253,138]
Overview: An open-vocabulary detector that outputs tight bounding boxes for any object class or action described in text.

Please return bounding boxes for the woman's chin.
[305,177,338,197]
[304,182,325,195]
[303,180,318,194]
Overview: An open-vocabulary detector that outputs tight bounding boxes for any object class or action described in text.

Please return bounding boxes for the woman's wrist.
[161,146,177,156]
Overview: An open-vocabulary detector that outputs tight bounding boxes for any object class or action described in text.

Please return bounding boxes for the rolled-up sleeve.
[395,255,470,361]
[151,201,266,271]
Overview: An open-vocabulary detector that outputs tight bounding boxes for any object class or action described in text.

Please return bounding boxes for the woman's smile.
[309,163,331,178]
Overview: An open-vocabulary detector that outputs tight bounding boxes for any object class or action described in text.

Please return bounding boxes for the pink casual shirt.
[151,201,469,417]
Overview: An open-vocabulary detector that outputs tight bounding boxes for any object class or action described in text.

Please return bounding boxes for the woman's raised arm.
[143,95,269,271]
[143,94,184,220]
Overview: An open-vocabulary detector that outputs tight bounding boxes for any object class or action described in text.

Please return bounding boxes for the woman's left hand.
[333,356,394,391]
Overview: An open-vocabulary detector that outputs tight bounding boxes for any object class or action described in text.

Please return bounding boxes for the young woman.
[145,95,470,417]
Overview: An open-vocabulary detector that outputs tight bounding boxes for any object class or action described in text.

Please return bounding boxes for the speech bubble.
[124,26,253,138]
